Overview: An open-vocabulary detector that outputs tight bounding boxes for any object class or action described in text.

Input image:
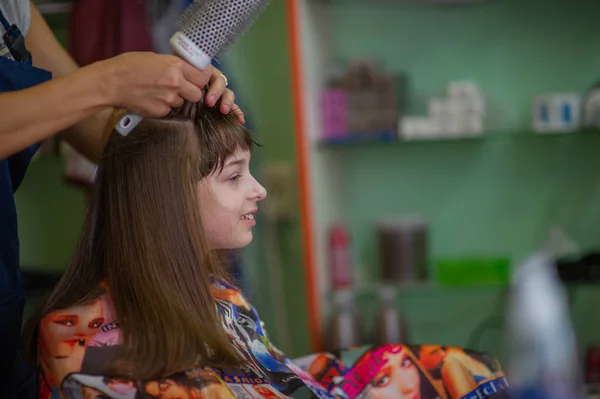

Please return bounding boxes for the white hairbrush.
[116,0,271,136]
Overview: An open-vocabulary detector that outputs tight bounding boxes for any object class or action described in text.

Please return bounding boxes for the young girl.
[24,101,509,399]
[24,100,332,399]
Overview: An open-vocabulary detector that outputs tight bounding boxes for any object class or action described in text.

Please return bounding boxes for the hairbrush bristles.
[177,0,271,60]
[116,0,271,137]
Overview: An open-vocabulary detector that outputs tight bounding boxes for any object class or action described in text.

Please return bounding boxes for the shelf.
[317,129,600,148]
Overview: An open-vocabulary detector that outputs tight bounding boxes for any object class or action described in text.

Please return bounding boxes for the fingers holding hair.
[180,64,246,123]
[229,103,245,125]
[205,68,228,107]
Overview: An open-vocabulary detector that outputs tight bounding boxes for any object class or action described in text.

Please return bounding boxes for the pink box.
[321,89,347,140]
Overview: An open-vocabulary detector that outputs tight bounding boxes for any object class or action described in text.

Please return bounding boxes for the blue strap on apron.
[0,6,52,399]
[0,8,10,31]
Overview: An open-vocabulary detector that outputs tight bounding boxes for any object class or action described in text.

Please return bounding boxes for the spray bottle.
[506,228,583,399]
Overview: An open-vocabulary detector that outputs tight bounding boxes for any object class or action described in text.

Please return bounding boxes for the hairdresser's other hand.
[101,53,244,123]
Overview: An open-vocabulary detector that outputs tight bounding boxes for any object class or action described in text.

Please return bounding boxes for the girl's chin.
[210,235,253,250]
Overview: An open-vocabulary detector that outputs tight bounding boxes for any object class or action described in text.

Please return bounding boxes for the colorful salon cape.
[0,1,52,397]
[37,280,510,399]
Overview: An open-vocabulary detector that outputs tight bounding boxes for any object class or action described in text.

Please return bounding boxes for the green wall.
[17,11,84,271]
[325,0,600,364]
[16,158,86,272]
[329,0,600,281]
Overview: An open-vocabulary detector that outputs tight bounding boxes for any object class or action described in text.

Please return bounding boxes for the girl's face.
[419,345,446,371]
[39,298,104,359]
[39,299,104,385]
[372,347,421,399]
[197,148,267,249]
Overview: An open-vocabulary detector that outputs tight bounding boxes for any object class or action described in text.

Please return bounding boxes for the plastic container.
[377,216,428,284]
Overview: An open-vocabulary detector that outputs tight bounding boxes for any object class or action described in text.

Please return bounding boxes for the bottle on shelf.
[585,346,600,399]
[325,289,364,354]
[506,250,583,399]
[373,285,408,346]
[328,223,353,291]
[326,222,363,354]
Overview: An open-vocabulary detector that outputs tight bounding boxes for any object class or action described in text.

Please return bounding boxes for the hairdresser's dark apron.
[0,7,52,399]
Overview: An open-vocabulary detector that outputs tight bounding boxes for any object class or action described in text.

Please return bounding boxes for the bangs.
[199,119,257,177]
[164,100,259,178]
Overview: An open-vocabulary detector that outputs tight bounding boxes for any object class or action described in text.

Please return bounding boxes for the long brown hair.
[24,101,255,379]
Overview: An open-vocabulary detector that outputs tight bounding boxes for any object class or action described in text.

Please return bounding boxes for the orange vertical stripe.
[285,0,321,352]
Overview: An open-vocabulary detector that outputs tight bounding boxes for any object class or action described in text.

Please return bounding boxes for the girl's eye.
[53,318,76,327]
[372,373,390,388]
[229,174,242,181]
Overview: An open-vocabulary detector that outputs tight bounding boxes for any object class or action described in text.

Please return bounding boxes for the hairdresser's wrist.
[87,57,126,109]
[54,60,116,112]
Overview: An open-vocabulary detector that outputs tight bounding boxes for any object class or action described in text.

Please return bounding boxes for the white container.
[464,110,484,135]
[533,93,582,133]
[448,81,486,114]
[583,88,600,129]
[399,116,441,140]
[428,98,466,137]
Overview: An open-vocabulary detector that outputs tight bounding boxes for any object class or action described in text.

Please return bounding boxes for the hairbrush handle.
[169,31,212,71]
[115,112,144,136]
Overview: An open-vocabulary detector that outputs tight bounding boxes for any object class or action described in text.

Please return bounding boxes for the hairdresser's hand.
[101,52,245,123]
[206,66,245,124]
